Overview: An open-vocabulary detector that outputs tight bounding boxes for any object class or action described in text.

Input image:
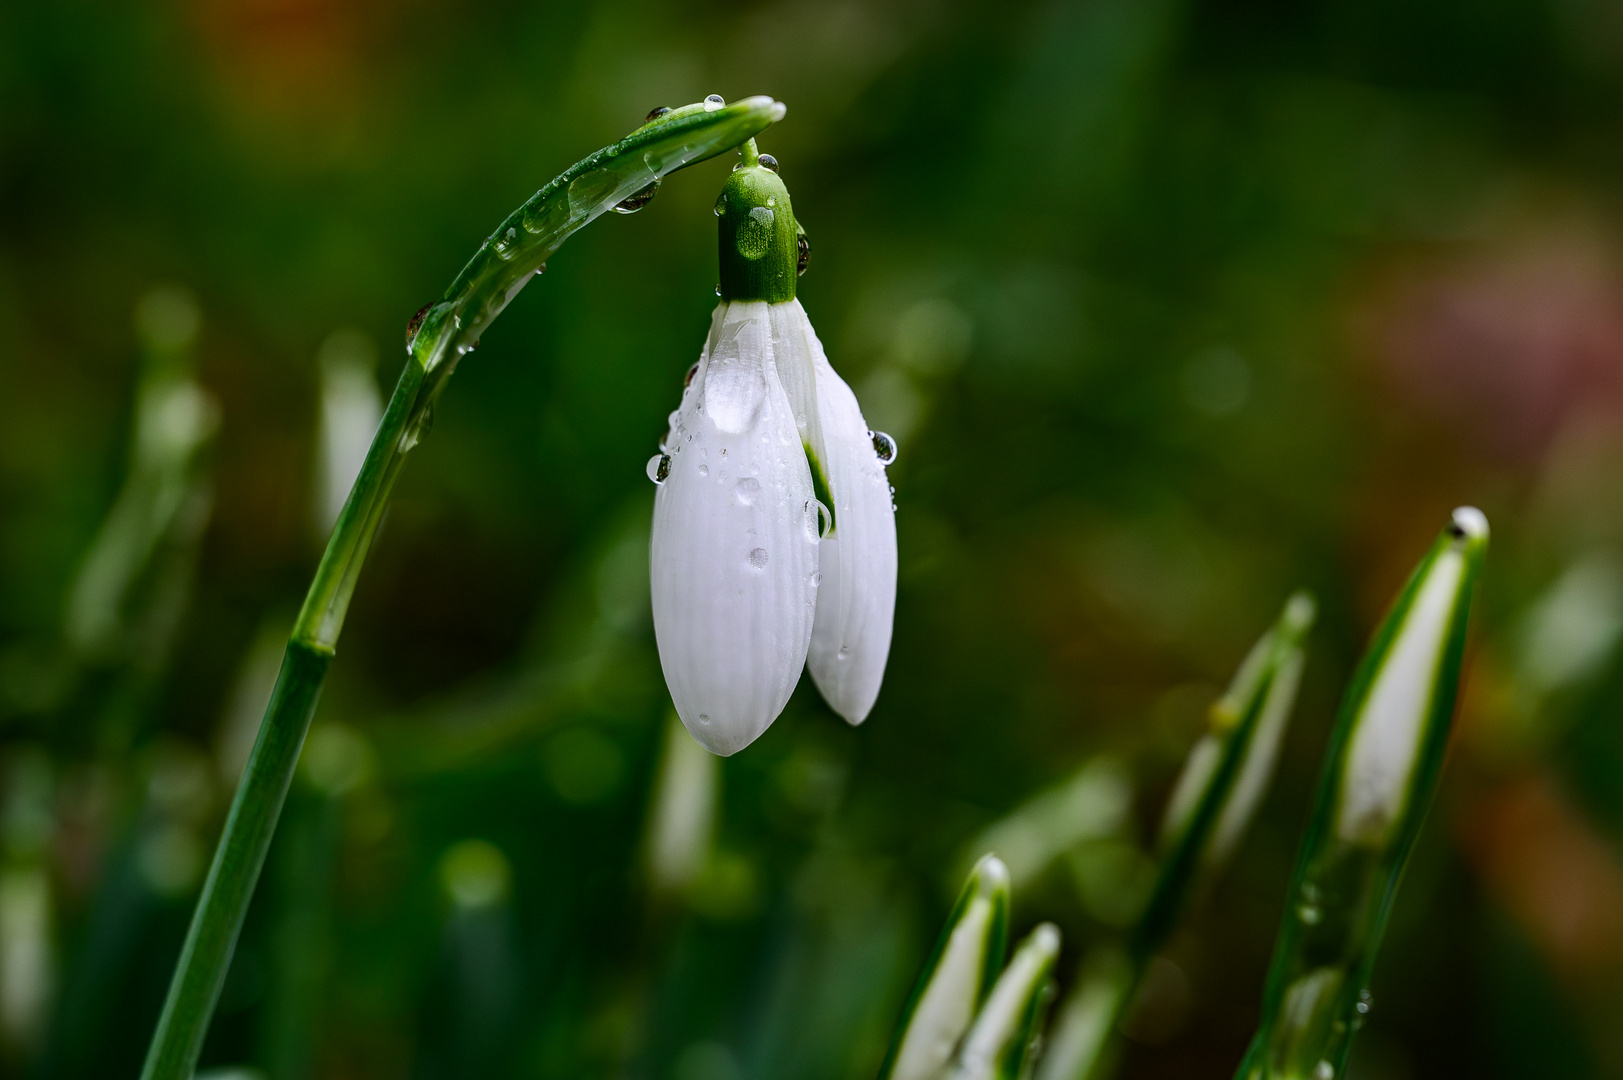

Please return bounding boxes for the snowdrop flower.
[648,144,898,755]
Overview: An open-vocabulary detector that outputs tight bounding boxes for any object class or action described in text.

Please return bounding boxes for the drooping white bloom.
[650,298,897,754]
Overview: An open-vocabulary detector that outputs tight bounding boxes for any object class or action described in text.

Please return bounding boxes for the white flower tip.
[971,853,1011,897]
[1282,590,1318,635]
[675,710,759,758]
[1028,922,1062,959]
[1450,506,1489,542]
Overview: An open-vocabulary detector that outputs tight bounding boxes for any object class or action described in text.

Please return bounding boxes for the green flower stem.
[715,145,799,303]
[1235,509,1488,1080]
[138,95,784,1080]
[1038,592,1315,1080]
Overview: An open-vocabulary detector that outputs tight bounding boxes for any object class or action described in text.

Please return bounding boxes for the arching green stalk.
[138,96,785,1080]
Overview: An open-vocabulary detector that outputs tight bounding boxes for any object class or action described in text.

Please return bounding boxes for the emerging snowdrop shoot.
[1237,507,1488,1080]
[650,139,899,755]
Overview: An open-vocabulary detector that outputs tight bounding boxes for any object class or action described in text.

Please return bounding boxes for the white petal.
[651,302,821,755]
[1335,543,1466,844]
[770,300,898,724]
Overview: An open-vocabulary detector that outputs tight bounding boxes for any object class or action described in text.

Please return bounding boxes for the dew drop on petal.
[704,94,725,112]
[748,547,769,569]
[870,430,897,464]
[804,499,832,540]
[698,464,708,476]
[613,178,660,214]
[646,454,671,484]
[645,106,672,123]
[734,477,760,505]
[808,570,821,587]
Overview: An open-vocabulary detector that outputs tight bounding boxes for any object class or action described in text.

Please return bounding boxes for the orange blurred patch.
[1460,770,1623,984]
[190,0,374,122]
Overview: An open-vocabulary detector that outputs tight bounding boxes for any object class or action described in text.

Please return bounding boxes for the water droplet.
[808,570,821,587]
[704,94,725,112]
[399,405,435,452]
[698,464,709,477]
[1313,1062,1334,1080]
[715,283,722,296]
[646,453,671,484]
[870,430,897,464]
[1356,990,1373,1014]
[766,195,776,207]
[684,362,699,388]
[713,193,727,217]
[697,713,711,726]
[797,233,810,276]
[805,499,832,540]
[645,106,671,123]
[748,547,769,569]
[758,154,779,173]
[735,477,760,505]
[406,302,434,347]
[1296,903,1323,925]
[613,178,660,214]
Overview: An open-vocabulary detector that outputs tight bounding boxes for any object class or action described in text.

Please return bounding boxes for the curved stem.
[138,95,784,1080]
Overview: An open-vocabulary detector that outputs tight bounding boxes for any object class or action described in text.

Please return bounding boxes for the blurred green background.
[4,0,1623,1077]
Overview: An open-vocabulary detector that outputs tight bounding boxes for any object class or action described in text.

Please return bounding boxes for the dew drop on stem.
[797,233,810,276]
[703,94,725,112]
[757,154,779,173]
[613,179,660,214]
[645,106,671,123]
[406,302,434,347]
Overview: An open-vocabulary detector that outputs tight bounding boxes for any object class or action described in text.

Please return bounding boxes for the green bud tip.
[716,142,801,304]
